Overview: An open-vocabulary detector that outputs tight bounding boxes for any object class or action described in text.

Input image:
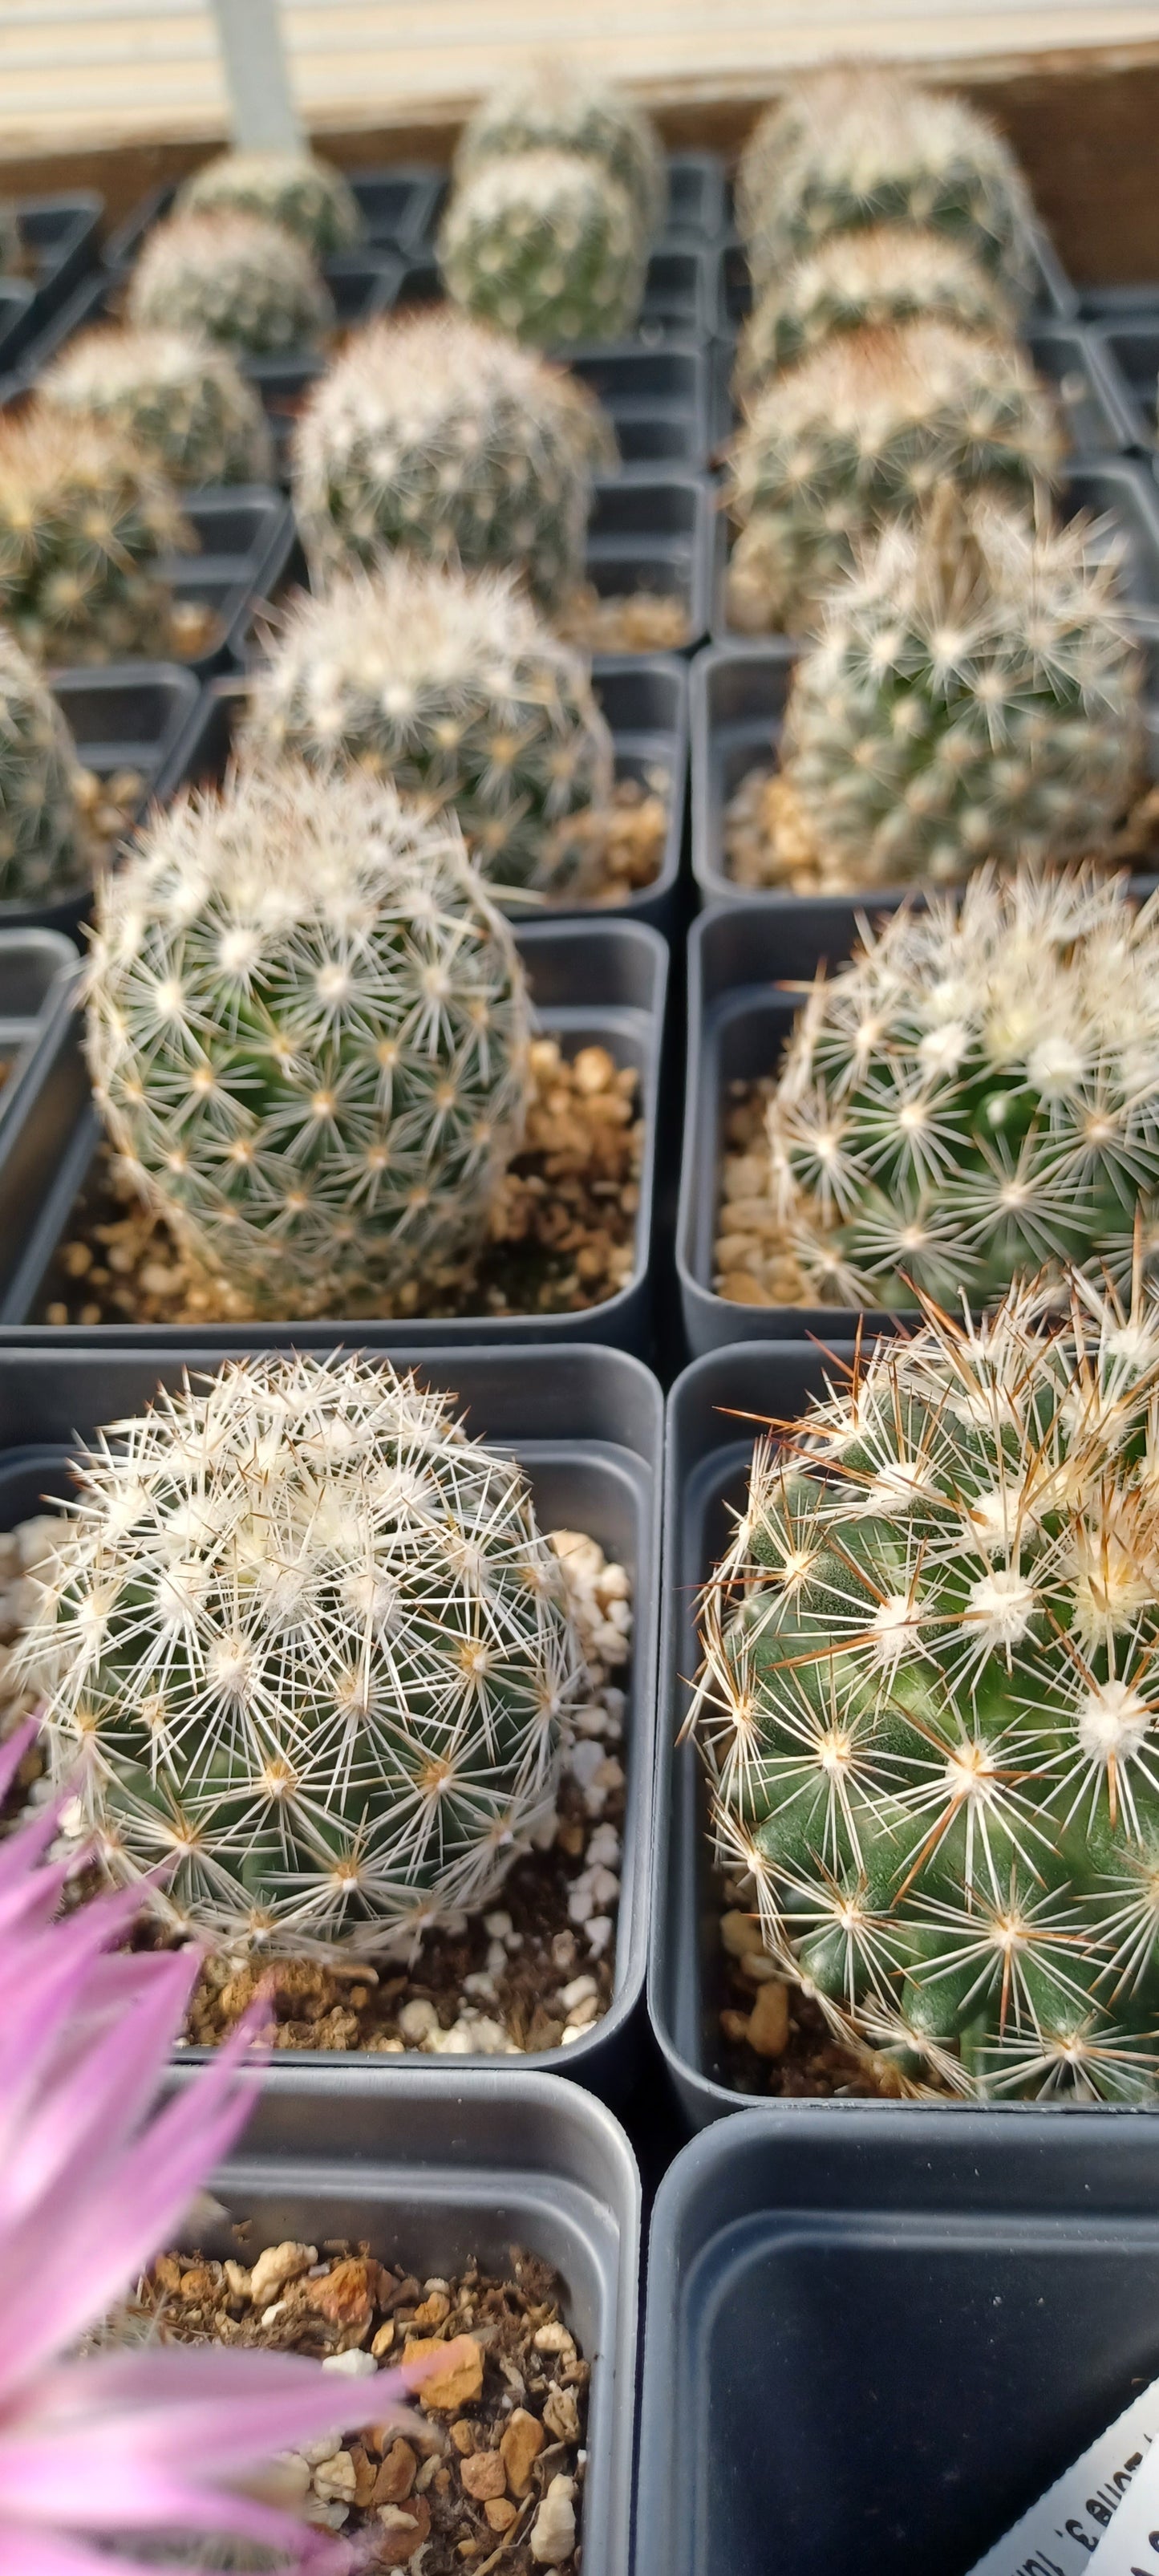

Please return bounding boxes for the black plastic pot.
[18,252,403,391]
[0,925,82,1134]
[172,2064,638,2576]
[0,915,667,1353]
[389,241,717,343]
[1085,314,1159,465]
[710,453,1159,643]
[0,660,203,943]
[177,662,689,933]
[637,2104,1159,2576]
[168,483,298,679]
[14,193,103,336]
[0,278,36,371]
[0,1338,660,2104]
[103,168,444,268]
[711,221,1079,347]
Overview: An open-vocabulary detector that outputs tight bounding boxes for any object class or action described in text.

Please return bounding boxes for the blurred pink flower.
[0,1724,436,2575]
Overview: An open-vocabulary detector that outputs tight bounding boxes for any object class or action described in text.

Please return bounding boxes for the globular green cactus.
[249,557,614,895]
[734,225,1017,405]
[0,628,83,901]
[41,325,274,489]
[736,66,1035,306]
[765,865,1159,1312]
[692,1272,1159,2101]
[0,403,191,666]
[20,1349,586,1952]
[726,319,1062,634]
[177,147,364,255]
[291,308,614,608]
[772,487,1142,888]
[128,208,334,355]
[456,63,667,235]
[84,761,531,1320]
[440,148,647,348]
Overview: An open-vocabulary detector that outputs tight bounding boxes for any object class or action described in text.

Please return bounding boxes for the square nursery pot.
[0,914,667,1353]
[710,452,1159,643]
[411,150,729,254]
[16,193,103,332]
[171,2065,638,2576]
[689,636,1159,914]
[1084,309,1159,469]
[388,240,717,343]
[0,923,83,1138]
[0,1337,661,2103]
[158,483,298,680]
[636,2103,1159,2576]
[0,661,204,943]
[190,663,687,933]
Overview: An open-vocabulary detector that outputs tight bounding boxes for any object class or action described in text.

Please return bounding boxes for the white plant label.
[967,2378,1159,2574]
[1087,2440,1159,2569]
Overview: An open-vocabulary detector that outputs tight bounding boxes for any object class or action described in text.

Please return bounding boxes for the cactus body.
[456,65,666,234]
[736,68,1035,305]
[0,404,189,666]
[178,148,363,255]
[128,209,334,355]
[766,866,1159,1311]
[735,225,1016,404]
[774,489,1141,888]
[0,629,83,900]
[22,1350,586,1952]
[249,558,614,895]
[85,762,531,1319]
[440,149,647,348]
[291,309,614,608]
[42,326,274,489]
[726,319,1062,634]
[693,1276,1159,2100]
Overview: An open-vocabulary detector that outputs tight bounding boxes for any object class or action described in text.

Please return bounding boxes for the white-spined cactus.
[0,402,191,666]
[691,1273,1159,2101]
[128,209,334,355]
[771,487,1142,889]
[726,319,1062,635]
[85,762,531,1320]
[440,149,648,348]
[249,557,614,895]
[291,308,614,608]
[734,225,1017,404]
[177,148,364,255]
[41,325,274,489]
[455,63,667,235]
[20,1350,587,1953]
[0,629,83,901]
[765,866,1159,1311]
[736,67,1035,306]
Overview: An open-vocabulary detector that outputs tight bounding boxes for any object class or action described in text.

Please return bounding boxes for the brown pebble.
[500,2408,545,2497]
[375,2493,431,2566]
[748,1980,791,2058]
[306,2254,375,2331]
[371,2318,396,2358]
[451,2423,476,2457]
[372,2440,417,2506]
[460,2449,507,2502]
[404,2334,484,2411]
[485,2497,520,2533]
[412,2290,451,2327]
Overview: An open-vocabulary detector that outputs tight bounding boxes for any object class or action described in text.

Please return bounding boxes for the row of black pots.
[0,190,103,370]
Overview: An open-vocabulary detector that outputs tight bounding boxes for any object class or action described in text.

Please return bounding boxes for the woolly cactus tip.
[735,223,1018,400]
[178,144,364,254]
[42,322,274,488]
[456,59,667,233]
[440,148,647,348]
[128,205,334,355]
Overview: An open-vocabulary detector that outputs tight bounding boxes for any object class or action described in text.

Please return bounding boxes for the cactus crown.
[726,319,1062,633]
[177,147,364,254]
[42,324,274,489]
[291,308,615,607]
[0,401,190,665]
[249,556,614,895]
[22,1349,587,1953]
[440,148,647,349]
[776,488,1142,889]
[85,761,531,1320]
[0,627,83,902]
[737,67,1035,302]
[766,865,1159,1312]
[693,1272,1159,2100]
[128,209,334,355]
[735,225,1016,402]
[456,63,667,233]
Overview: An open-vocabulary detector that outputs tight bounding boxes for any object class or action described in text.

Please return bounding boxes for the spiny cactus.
[291,308,615,608]
[736,67,1035,306]
[691,1272,1159,2101]
[41,325,274,490]
[440,149,647,349]
[0,628,83,901]
[456,63,666,235]
[85,761,531,1320]
[249,557,614,895]
[177,147,364,255]
[20,1349,586,1952]
[128,209,334,355]
[765,866,1159,1312]
[734,225,1017,405]
[726,318,1062,634]
[771,487,1142,888]
[0,402,190,666]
